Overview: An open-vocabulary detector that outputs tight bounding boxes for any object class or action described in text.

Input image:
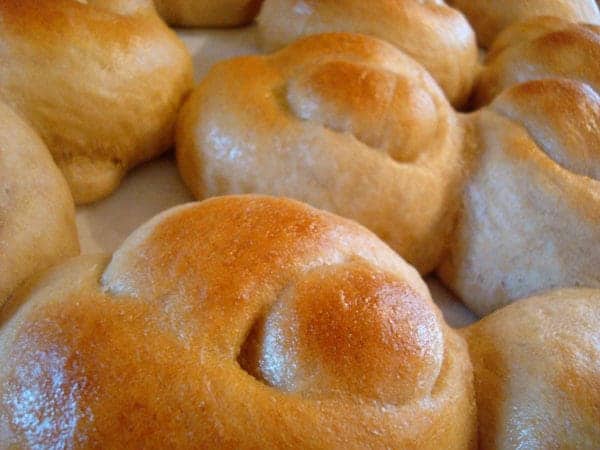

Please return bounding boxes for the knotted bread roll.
[0,0,193,204]
[152,0,263,27]
[473,17,600,106]
[176,33,467,274]
[464,288,600,449]
[0,195,476,448]
[440,79,600,316]
[448,0,600,48]
[256,0,479,106]
[0,102,79,308]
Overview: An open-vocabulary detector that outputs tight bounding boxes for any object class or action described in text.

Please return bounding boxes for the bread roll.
[176,33,467,274]
[440,79,600,316]
[473,17,600,105]
[152,0,263,27]
[449,0,600,48]
[257,0,479,106]
[464,288,600,449]
[0,0,193,204]
[0,101,79,307]
[0,195,476,448]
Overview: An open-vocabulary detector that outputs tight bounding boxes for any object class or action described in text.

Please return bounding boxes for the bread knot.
[0,196,476,448]
[177,33,466,274]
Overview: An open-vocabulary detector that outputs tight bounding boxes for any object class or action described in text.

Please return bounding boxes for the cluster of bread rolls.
[177,27,600,316]
[1,0,599,448]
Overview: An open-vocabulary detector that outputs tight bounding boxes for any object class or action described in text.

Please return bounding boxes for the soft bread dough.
[0,196,476,448]
[0,0,194,204]
[257,0,479,106]
[153,0,263,27]
[0,101,79,306]
[464,288,600,449]
[449,0,600,47]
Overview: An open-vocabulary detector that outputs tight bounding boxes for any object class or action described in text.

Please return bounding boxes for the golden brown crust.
[474,17,600,105]
[0,0,193,204]
[257,0,479,106]
[0,101,79,307]
[449,0,600,48]
[0,196,476,448]
[463,289,600,449]
[176,33,467,274]
[152,0,263,27]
